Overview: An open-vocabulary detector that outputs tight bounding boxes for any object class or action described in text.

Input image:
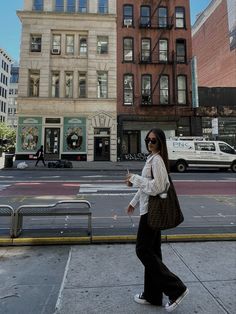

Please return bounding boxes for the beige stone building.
[16,0,117,161]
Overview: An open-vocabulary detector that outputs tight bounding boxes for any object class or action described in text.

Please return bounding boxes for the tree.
[0,123,16,153]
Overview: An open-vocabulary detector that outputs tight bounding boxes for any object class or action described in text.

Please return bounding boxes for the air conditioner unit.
[51,48,61,55]
[124,19,132,27]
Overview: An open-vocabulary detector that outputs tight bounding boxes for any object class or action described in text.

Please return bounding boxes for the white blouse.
[129,153,170,216]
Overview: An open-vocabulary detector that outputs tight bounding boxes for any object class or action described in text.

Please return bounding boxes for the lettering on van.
[172,141,194,149]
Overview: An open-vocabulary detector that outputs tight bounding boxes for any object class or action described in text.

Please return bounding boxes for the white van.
[167,137,236,172]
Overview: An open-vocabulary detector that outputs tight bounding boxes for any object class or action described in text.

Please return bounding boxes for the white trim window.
[97,72,108,98]
[65,72,73,98]
[66,35,74,55]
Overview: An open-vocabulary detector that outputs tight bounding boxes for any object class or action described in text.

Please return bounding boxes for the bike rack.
[0,205,14,238]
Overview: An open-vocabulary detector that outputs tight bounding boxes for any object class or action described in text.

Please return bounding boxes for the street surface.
[0,169,235,237]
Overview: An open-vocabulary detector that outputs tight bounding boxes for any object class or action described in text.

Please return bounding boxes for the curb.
[0,233,236,246]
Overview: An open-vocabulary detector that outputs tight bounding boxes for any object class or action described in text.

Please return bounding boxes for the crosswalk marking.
[0,184,10,192]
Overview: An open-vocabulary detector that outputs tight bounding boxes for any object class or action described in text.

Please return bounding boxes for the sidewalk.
[0,242,235,314]
[1,156,144,172]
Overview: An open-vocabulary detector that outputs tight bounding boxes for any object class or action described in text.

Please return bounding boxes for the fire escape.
[138,0,175,106]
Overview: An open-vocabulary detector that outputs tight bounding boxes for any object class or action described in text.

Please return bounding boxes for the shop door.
[44,128,60,160]
[94,137,110,161]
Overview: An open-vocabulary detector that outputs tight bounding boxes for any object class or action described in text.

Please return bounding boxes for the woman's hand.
[125,173,133,186]
[126,204,135,215]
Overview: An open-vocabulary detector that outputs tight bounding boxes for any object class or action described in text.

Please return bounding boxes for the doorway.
[94,137,110,161]
[44,128,60,160]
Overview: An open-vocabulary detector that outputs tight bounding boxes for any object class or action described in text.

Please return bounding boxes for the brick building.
[192,0,236,147]
[117,0,194,160]
[192,0,236,87]
[0,49,12,123]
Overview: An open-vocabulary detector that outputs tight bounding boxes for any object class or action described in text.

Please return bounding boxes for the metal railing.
[0,205,14,237]
[0,200,92,241]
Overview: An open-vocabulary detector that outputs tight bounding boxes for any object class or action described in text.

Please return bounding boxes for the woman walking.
[125,128,188,312]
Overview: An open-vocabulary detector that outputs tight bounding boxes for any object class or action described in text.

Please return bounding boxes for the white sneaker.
[134,293,150,305]
[165,288,189,312]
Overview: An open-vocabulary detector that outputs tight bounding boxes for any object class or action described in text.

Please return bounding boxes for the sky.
[0,0,211,62]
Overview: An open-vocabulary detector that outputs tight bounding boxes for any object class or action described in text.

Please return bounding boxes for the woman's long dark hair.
[145,128,170,173]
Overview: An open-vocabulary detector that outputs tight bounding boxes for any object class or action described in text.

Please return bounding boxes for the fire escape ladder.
[151,63,167,96]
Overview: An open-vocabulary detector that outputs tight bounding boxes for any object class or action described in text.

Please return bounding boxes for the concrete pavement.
[0,241,235,314]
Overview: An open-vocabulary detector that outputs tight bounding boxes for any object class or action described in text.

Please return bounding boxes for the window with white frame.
[66,35,74,54]
[51,72,60,97]
[98,0,108,14]
[29,70,40,97]
[97,72,108,98]
[97,36,108,54]
[159,39,168,62]
[79,36,87,55]
[160,75,169,104]
[175,7,185,28]
[79,72,86,98]
[123,38,133,62]
[177,75,187,104]
[124,74,134,105]
[33,0,43,11]
[78,0,87,13]
[65,72,73,98]
[52,34,61,54]
[30,35,42,52]
[67,0,75,12]
[55,0,64,12]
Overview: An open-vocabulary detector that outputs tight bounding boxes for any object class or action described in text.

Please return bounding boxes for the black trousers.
[136,213,186,305]
[35,157,46,166]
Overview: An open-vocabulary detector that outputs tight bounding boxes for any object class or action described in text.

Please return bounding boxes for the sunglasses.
[145,138,157,145]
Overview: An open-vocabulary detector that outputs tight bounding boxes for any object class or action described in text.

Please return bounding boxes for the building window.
[30,35,42,52]
[78,0,87,13]
[51,72,60,97]
[97,36,108,54]
[123,38,133,62]
[160,75,169,104]
[141,38,151,62]
[176,39,186,63]
[158,7,168,28]
[67,0,75,12]
[55,0,64,12]
[159,39,168,62]
[98,0,108,14]
[65,72,73,98]
[141,75,152,105]
[79,36,87,55]
[97,72,108,98]
[66,35,74,54]
[33,0,43,11]
[79,72,86,98]
[177,75,187,104]
[52,34,61,54]
[29,70,40,97]
[124,74,134,105]
[175,7,185,28]
[140,6,151,27]
[123,5,133,27]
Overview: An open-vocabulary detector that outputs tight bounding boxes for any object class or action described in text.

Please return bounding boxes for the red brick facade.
[192,0,236,87]
[117,0,194,158]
